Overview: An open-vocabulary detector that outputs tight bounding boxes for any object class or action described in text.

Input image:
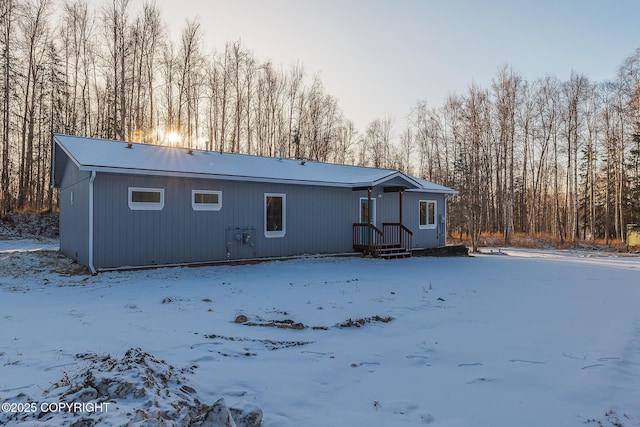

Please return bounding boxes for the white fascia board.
[76,165,361,188]
[369,171,424,189]
[53,136,84,170]
[52,137,85,188]
[50,136,57,189]
[370,171,403,187]
[406,187,458,195]
[397,173,425,188]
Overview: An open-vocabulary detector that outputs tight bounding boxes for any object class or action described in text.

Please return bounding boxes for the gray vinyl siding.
[91,174,362,268]
[58,161,91,266]
[58,168,450,270]
[353,190,447,248]
[404,192,447,248]
[377,191,401,225]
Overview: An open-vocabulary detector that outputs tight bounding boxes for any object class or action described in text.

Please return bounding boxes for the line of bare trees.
[0,0,348,215]
[408,64,640,250]
[1,0,639,248]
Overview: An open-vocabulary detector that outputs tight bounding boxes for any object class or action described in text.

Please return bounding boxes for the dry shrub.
[448,231,626,251]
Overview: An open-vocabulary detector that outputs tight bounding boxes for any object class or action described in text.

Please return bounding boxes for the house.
[51,134,457,273]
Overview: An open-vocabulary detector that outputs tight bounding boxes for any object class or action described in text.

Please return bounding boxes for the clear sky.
[157,0,640,132]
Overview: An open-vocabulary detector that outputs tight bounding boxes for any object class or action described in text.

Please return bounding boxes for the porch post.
[367,187,372,253]
[399,190,404,248]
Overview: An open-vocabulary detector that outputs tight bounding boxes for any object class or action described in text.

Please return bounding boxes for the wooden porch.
[352,222,413,258]
[352,184,413,258]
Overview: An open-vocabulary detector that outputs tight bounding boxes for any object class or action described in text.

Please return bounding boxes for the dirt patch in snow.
[233,314,393,331]
[583,409,639,426]
[0,348,262,426]
[237,315,306,330]
[0,250,88,286]
[204,334,313,353]
[337,315,394,328]
[0,212,59,240]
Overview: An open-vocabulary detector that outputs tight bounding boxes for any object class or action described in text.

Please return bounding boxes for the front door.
[359,197,376,225]
[359,197,377,245]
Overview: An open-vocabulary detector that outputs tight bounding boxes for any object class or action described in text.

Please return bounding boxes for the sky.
[157,0,640,132]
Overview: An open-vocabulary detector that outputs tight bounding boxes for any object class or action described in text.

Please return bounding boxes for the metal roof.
[52,134,457,194]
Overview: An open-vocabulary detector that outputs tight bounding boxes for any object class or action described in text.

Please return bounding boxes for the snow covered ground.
[1,241,640,426]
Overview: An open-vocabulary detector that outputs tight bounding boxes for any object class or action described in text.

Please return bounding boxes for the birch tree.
[17,0,53,208]
[0,0,15,216]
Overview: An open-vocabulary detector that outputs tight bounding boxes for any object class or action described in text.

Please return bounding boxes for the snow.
[1,242,640,426]
[0,239,58,253]
[53,134,457,193]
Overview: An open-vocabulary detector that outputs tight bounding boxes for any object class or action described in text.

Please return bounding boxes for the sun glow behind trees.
[161,130,182,147]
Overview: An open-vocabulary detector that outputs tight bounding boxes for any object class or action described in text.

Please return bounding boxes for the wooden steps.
[352,223,413,259]
[375,243,412,259]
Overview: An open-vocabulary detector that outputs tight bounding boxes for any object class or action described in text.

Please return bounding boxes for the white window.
[192,190,222,211]
[128,187,164,210]
[264,193,286,238]
[419,200,436,229]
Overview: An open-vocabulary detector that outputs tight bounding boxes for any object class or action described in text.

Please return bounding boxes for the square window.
[128,187,164,210]
[419,200,436,229]
[192,190,222,211]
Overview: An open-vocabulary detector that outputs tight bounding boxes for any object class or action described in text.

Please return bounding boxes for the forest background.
[1,0,640,251]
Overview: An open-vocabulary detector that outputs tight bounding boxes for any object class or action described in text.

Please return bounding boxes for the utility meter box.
[627,224,640,249]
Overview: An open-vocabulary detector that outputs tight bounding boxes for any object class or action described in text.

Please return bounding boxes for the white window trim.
[419,200,437,229]
[192,190,222,211]
[128,187,165,210]
[264,193,286,238]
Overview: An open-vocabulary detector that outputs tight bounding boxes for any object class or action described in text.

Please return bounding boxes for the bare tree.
[332,119,357,165]
[581,82,600,240]
[618,49,640,233]
[561,72,588,243]
[364,117,393,168]
[457,85,492,252]
[409,100,448,182]
[175,18,203,149]
[528,77,559,235]
[102,0,131,140]
[129,0,164,142]
[0,0,15,216]
[158,40,176,141]
[286,62,304,158]
[397,126,414,174]
[17,0,53,209]
[227,40,246,153]
[492,65,521,243]
[244,53,256,154]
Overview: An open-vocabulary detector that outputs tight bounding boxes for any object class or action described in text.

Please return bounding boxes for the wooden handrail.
[354,223,413,257]
[382,223,413,252]
[352,223,384,256]
[382,222,413,236]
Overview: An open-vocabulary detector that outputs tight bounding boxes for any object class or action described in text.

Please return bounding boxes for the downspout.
[443,194,451,247]
[88,171,96,274]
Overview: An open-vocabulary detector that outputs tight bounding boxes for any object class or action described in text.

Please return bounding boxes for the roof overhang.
[52,134,458,194]
[77,165,388,188]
